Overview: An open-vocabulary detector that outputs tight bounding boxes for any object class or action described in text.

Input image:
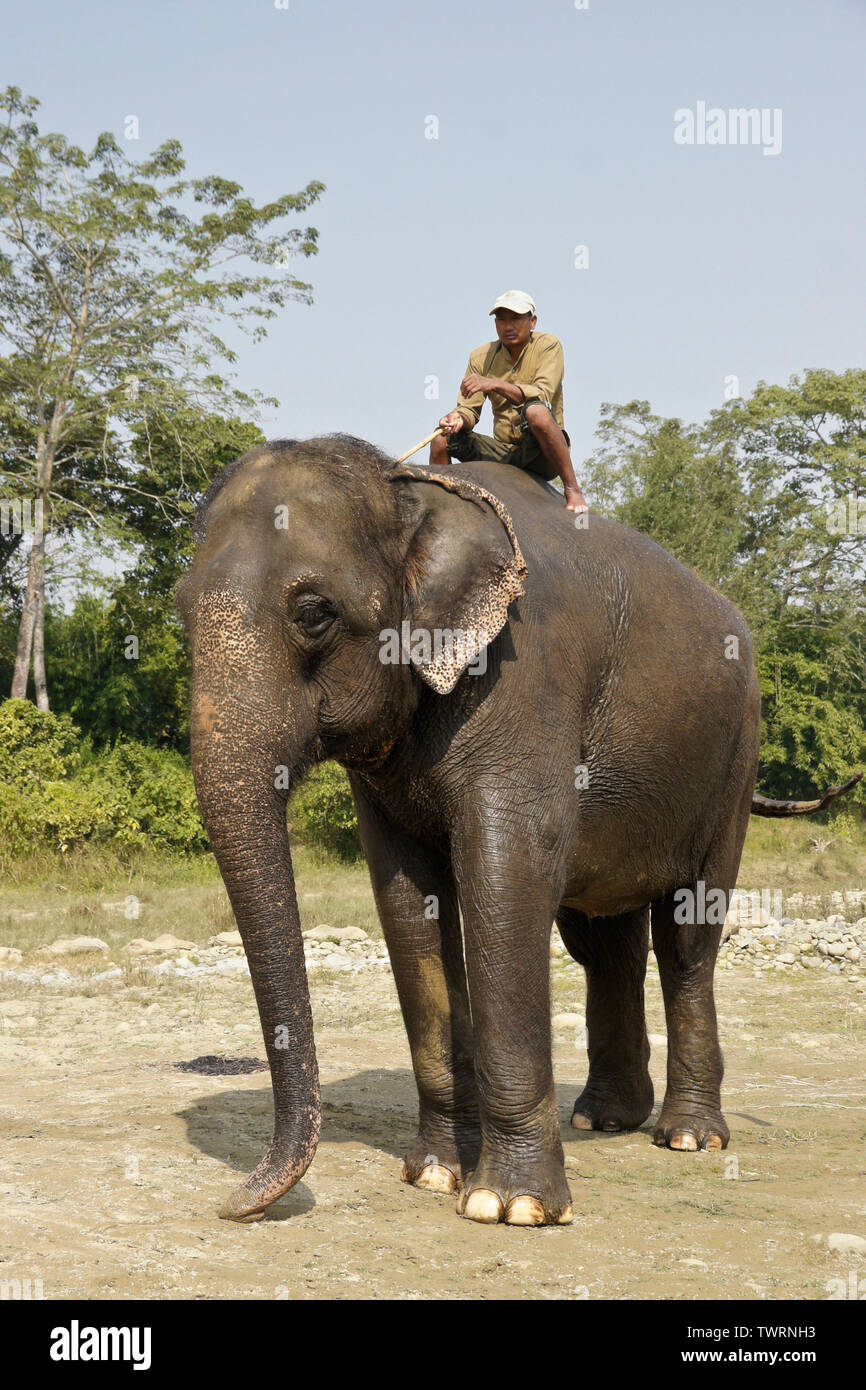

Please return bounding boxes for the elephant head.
[177,435,525,1219]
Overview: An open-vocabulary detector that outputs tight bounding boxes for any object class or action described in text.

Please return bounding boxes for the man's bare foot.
[565,485,589,515]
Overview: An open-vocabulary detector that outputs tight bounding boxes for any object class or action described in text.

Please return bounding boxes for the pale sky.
[3,0,865,469]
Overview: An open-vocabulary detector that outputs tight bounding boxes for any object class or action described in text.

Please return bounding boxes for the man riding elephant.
[430,289,590,515]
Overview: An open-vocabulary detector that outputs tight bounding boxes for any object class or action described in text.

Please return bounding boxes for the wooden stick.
[394,428,443,465]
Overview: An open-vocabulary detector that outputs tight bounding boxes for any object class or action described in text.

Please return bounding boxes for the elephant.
[177,433,860,1227]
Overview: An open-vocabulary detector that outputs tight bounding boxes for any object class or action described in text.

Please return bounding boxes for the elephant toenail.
[505,1196,546,1226]
[669,1130,699,1151]
[463,1189,504,1223]
[570,1111,593,1130]
[414,1164,457,1194]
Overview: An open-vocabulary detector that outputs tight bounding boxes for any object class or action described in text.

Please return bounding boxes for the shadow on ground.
[175,1063,665,1220]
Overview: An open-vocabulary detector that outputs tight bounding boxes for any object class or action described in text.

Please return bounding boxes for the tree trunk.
[10,532,42,700]
[11,405,62,702]
[33,576,49,712]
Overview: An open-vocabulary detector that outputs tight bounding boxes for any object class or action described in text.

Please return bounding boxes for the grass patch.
[0,841,380,955]
[738,814,866,897]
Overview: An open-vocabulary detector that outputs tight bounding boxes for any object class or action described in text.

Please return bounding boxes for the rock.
[214,957,249,975]
[0,947,22,964]
[302,925,368,944]
[846,948,861,962]
[143,1003,160,1016]
[777,953,796,964]
[41,935,109,957]
[828,942,847,957]
[123,934,196,955]
[115,1021,131,1033]
[552,1012,584,1029]
[0,1000,30,1017]
[826,1233,866,1255]
[648,1033,668,1047]
[550,938,565,956]
[209,931,242,948]
[322,952,353,971]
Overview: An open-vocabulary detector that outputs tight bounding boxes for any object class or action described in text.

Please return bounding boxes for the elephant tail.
[750,771,862,818]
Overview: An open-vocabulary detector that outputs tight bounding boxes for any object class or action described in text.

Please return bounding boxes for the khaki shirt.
[454,332,565,445]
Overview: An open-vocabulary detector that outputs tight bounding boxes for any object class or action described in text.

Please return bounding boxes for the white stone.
[827,1233,866,1255]
[42,935,109,957]
[123,934,196,955]
[209,931,242,948]
[323,952,353,971]
[303,925,369,944]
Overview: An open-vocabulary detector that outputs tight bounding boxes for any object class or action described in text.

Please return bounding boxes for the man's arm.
[449,348,487,431]
[512,336,563,407]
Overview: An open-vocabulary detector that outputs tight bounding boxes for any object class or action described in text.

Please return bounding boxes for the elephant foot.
[652,1097,729,1151]
[400,1120,480,1196]
[456,1150,573,1227]
[571,1074,654,1133]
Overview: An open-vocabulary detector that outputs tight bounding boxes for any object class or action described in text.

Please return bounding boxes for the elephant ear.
[386,465,527,694]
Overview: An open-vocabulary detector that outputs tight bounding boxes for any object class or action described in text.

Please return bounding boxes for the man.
[430,290,589,514]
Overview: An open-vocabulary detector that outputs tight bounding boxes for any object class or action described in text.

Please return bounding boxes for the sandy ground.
[1,953,865,1301]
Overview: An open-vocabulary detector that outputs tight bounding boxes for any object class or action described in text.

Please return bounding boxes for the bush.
[0,698,83,784]
[289,762,361,861]
[0,698,207,856]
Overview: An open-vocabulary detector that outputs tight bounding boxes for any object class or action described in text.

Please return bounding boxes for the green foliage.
[0,697,207,856]
[0,696,82,782]
[288,762,361,862]
[582,372,866,806]
[0,412,266,748]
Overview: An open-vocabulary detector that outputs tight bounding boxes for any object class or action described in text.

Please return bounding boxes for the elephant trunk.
[188,605,320,1222]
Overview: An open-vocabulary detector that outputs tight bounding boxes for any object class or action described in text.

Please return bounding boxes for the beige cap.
[489,289,536,316]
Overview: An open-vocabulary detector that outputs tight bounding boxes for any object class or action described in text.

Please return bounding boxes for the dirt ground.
[1,951,865,1301]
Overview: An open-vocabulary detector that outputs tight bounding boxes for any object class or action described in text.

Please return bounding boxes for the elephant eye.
[294,597,337,640]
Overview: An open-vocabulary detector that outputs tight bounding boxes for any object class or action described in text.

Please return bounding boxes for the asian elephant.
[176,434,860,1227]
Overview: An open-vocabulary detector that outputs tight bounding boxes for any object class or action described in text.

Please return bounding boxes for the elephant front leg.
[454,826,573,1227]
[350,782,481,1194]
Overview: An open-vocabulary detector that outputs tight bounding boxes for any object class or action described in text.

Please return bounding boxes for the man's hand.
[460,373,493,399]
[438,411,466,436]
[564,484,589,516]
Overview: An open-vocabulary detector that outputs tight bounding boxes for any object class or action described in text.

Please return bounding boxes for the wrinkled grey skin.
[177,434,859,1227]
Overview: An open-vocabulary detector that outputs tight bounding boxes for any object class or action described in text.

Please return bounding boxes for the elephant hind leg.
[650,790,751,1152]
[557,905,654,1133]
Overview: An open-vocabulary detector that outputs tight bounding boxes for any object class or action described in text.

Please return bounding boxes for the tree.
[36,412,266,749]
[581,373,866,802]
[0,86,323,708]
